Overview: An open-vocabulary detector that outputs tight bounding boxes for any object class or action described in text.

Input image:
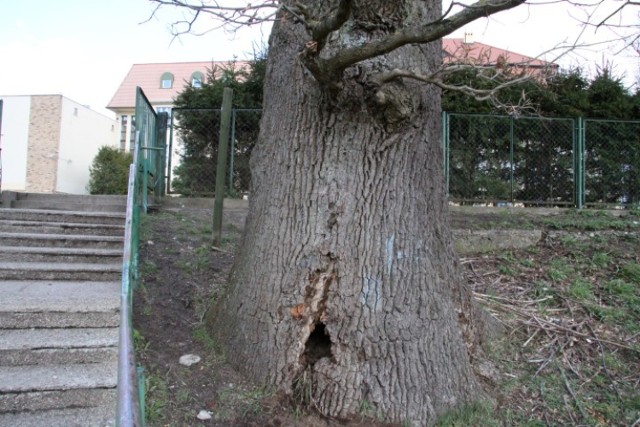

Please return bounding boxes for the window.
[129,115,136,152]
[191,71,204,88]
[120,115,128,151]
[160,72,174,89]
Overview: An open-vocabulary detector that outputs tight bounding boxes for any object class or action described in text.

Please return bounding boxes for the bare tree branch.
[371,60,538,115]
[308,0,528,81]
[306,0,354,50]
[148,0,640,103]
[149,0,280,35]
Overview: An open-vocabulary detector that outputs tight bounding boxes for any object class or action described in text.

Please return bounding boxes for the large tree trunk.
[212,1,487,424]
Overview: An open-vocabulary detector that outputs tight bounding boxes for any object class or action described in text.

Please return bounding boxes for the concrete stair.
[0,192,125,427]
[2,192,127,213]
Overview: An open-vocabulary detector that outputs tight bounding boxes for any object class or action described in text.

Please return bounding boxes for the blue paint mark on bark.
[385,235,395,275]
[360,276,382,311]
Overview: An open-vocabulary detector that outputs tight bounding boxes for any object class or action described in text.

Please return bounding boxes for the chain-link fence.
[167,109,639,208]
[584,119,640,207]
[168,108,261,197]
[445,113,640,208]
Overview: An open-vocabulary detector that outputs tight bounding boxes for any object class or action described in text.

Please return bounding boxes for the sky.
[0,1,637,119]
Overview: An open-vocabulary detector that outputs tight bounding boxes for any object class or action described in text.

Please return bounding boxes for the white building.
[0,94,119,194]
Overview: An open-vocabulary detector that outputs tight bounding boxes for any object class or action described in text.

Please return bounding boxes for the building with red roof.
[106,39,555,153]
[443,36,557,74]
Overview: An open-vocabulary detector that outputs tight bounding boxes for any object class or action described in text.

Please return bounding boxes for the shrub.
[87,146,133,194]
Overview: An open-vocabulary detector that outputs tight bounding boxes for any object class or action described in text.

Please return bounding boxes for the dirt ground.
[134,204,640,427]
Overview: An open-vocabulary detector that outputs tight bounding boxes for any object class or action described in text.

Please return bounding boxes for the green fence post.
[155,112,168,200]
[167,111,174,194]
[229,110,237,198]
[213,88,234,246]
[576,117,585,209]
[442,111,449,195]
[509,115,515,204]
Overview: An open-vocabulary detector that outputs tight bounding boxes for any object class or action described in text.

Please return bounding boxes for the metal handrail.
[116,164,142,427]
[116,87,167,427]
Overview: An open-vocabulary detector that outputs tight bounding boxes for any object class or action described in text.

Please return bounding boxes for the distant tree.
[87,146,132,195]
[171,56,265,196]
[583,68,640,204]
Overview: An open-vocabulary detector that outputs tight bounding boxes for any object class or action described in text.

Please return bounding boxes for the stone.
[178,354,201,366]
[196,410,212,420]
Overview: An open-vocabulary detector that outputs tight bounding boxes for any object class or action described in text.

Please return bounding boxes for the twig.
[559,365,588,421]
[534,340,557,377]
[625,331,640,342]
[476,295,639,352]
[473,291,552,306]
[586,323,624,408]
[210,245,229,253]
[523,327,541,347]
[562,353,584,381]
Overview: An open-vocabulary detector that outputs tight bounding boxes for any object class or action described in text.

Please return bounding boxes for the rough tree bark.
[211,1,489,424]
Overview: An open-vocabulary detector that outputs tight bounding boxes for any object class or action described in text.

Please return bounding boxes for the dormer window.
[160,72,174,89]
[191,71,204,88]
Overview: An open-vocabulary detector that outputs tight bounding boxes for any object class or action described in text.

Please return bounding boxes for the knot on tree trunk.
[370,81,419,131]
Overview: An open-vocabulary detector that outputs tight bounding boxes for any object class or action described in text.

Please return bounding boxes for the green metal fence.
[117,87,167,427]
[165,107,638,208]
[135,88,168,210]
[444,112,640,208]
[168,108,260,197]
[584,119,640,207]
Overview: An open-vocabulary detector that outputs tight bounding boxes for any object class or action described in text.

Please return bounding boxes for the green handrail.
[117,87,167,427]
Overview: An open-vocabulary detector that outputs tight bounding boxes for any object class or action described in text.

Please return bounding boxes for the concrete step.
[10,200,126,213]
[0,247,122,264]
[0,312,119,329]
[0,262,121,281]
[0,219,124,236]
[0,328,118,366]
[13,192,126,204]
[0,404,115,427]
[0,281,119,328]
[0,232,124,250]
[0,328,119,351]
[0,388,115,416]
[0,209,125,226]
[0,347,118,367]
[0,362,117,393]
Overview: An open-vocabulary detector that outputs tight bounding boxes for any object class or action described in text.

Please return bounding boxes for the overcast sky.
[0,1,636,119]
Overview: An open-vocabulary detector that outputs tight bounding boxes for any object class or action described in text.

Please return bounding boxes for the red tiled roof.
[107,61,248,110]
[443,39,555,69]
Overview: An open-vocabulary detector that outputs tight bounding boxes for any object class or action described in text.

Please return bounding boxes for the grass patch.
[548,258,572,282]
[543,210,638,231]
[144,373,169,424]
[434,400,499,427]
[192,325,222,354]
[468,218,640,427]
[214,385,273,420]
[568,277,595,301]
[620,262,640,284]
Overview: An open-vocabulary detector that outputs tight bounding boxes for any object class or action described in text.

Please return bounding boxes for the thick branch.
[307,0,354,49]
[312,0,527,79]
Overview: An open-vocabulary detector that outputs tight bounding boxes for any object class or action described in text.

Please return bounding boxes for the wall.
[57,98,118,194]
[0,96,31,191]
[26,95,62,192]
